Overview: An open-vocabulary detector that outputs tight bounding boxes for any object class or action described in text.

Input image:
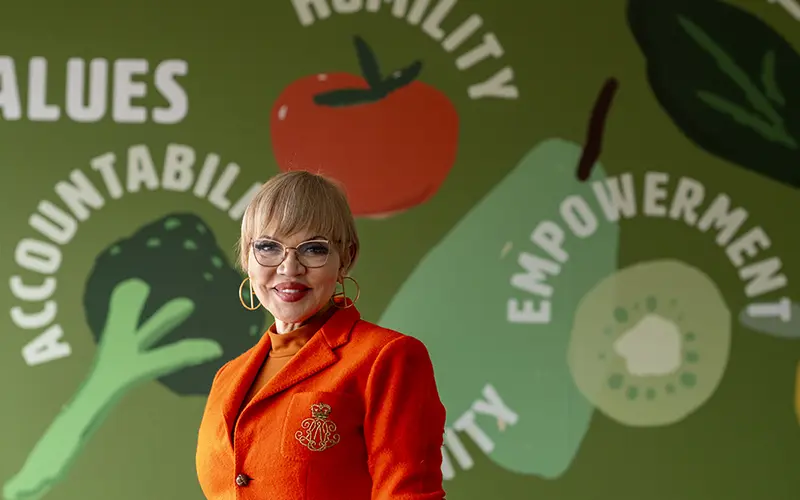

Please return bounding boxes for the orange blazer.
[195,302,447,499]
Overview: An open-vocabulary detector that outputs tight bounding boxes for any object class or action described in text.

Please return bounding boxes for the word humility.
[291,0,519,100]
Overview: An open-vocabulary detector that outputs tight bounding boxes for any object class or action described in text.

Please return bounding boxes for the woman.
[195,171,447,500]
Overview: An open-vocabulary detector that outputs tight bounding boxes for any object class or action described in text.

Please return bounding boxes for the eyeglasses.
[251,238,332,268]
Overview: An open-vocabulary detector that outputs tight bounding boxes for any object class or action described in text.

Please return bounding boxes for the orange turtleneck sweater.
[240,306,336,409]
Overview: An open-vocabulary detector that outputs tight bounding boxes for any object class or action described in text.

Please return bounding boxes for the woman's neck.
[275,320,304,334]
[274,304,334,334]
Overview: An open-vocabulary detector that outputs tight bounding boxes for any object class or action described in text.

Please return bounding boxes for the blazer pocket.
[280,391,364,462]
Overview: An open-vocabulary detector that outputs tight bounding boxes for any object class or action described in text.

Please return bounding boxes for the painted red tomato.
[269,37,459,218]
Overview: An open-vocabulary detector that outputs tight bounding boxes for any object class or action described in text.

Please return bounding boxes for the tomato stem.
[354,36,384,89]
[314,36,423,107]
[576,77,619,181]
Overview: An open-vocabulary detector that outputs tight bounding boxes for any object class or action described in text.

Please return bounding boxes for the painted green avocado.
[379,138,620,477]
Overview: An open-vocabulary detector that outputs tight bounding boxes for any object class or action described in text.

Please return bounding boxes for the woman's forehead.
[253,225,328,243]
[247,207,339,243]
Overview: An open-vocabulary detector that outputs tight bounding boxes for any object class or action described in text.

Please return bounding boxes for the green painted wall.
[1,1,798,498]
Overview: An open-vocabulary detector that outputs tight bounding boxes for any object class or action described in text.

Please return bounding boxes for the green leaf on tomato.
[314,35,423,107]
[354,35,383,88]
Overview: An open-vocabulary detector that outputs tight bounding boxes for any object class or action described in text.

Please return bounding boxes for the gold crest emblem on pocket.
[294,403,341,452]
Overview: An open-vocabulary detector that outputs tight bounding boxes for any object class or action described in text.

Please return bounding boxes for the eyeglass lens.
[253,239,331,267]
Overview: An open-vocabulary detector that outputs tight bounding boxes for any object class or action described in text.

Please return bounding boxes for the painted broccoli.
[3,213,265,500]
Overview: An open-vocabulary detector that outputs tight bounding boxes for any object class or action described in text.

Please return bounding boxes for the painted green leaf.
[627,0,800,188]
[379,138,620,478]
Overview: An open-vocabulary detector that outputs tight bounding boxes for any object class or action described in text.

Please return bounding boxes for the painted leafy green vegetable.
[627,0,800,188]
[379,138,620,478]
[3,214,264,500]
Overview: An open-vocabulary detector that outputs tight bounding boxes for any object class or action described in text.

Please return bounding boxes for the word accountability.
[8,144,262,366]
[291,0,519,100]
[0,57,188,123]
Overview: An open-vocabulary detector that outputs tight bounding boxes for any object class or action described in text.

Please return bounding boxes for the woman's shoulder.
[348,320,440,389]
[350,318,432,358]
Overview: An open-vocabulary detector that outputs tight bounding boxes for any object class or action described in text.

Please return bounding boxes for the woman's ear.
[346,244,358,272]
[238,238,250,273]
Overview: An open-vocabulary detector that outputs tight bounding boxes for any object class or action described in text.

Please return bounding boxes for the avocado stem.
[577,77,619,181]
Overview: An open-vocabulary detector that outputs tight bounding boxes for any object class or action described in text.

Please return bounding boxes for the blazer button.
[235,473,250,487]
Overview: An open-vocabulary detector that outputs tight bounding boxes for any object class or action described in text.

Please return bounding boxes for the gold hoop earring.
[332,276,360,309]
[239,277,261,311]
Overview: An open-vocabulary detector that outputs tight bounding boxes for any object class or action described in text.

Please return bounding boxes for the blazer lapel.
[250,301,361,403]
[221,331,272,446]
[256,333,338,400]
[222,301,362,447]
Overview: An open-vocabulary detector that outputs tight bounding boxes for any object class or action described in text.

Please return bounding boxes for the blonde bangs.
[237,171,359,272]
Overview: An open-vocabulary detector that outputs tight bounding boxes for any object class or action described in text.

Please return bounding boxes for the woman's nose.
[278,250,305,275]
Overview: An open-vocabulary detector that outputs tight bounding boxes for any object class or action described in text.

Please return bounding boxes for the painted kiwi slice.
[567,259,731,427]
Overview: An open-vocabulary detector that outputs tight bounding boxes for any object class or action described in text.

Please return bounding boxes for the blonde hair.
[237,170,360,274]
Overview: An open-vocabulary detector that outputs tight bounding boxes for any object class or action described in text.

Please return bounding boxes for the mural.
[5,214,265,500]
[270,35,460,218]
[1,0,798,499]
[567,259,731,428]
[380,137,619,478]
[628,0,800,189]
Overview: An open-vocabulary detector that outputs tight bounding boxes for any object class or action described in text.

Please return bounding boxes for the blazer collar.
[222,299,361,446]
[319,298,360,348]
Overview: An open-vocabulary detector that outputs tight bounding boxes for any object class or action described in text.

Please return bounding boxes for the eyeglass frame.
[250,237,335,268]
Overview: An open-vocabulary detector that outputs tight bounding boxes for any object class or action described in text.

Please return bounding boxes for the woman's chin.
[270,304,314,325]
[265,292,333,325]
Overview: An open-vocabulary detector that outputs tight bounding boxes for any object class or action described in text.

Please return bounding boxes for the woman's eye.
[255,241,282,253]
[302,243,329,255]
